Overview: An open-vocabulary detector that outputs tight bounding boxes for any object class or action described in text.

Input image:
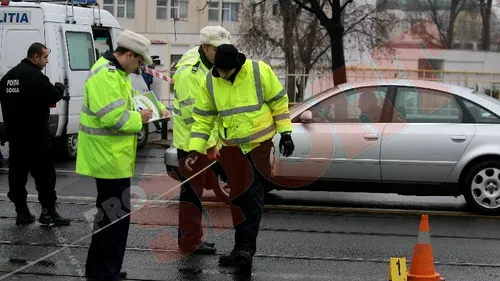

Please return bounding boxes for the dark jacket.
[0,58,64,143]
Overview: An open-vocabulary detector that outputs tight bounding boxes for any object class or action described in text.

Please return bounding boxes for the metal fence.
[162,68,500,104]
[274,68,500,102]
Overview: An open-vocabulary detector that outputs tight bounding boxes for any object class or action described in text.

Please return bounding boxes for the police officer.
[172,26,232,254]
[77,30,168,281]
[0,42,71,226]
[189,44,295,267]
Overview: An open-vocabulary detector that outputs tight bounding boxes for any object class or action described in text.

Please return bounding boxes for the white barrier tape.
[141,66,174,84]
[0,161,216,280]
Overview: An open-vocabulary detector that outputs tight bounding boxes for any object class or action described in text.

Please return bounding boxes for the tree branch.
[196,0,213,12]
[311,44,331,67]
[290,0,318,17]
[344,5,382,35]
[341,0,354,12]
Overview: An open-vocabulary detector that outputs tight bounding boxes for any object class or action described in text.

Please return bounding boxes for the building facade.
[96,0,243,65]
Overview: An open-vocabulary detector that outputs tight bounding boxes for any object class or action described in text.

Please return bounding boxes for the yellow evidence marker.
[389,257,407,281]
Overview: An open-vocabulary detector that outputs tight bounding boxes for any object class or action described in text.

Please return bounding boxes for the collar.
[103,51,125,72]
[198,46,214,70]
[21,58,42,71]
[211,52,247,83]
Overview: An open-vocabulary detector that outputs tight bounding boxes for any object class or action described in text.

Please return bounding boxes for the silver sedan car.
[164,79,500,214]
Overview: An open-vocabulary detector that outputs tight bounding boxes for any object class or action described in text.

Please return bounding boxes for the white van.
[0,0,127,159]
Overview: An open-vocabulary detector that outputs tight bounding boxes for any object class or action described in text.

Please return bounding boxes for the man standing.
[141,56,159,91]
[76,30,168,281]
[189,44,295,267]
[172,26,232,254]
[0,42,71,226]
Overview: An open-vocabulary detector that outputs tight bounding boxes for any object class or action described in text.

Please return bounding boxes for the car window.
[392,87,463,123]
[293,86,388,123]
[461,98,500,124]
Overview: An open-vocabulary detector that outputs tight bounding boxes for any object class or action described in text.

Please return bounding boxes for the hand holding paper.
[140,109,153,123]
[162,109,169,118]
[133,91,169,123]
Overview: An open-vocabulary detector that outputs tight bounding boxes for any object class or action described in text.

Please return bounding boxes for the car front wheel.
[463,160,500,214]
[137,125,148,148]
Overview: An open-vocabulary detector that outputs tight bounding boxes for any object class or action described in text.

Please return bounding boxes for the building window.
[157,0,168,19]
[103,0,114,15]
[103,0,135,19]
[208,1,219,21]
[170,0,188,20]
[222,2,239,22]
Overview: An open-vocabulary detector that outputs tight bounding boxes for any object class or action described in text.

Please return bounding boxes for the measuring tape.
[141,66,174,84]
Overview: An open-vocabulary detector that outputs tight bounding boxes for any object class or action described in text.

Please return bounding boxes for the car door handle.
[450,135,466,142]
[364,133,379,141]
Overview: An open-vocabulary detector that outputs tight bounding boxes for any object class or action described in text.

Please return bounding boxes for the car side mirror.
[300,110,313,123]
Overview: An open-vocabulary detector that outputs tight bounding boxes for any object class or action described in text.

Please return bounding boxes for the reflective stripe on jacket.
[189,59,292,154]
[172,46,218,153]
[76,56,143,179]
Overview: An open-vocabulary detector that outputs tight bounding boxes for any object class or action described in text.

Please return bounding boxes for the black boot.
[218,249,252,266]
[16,212,35,225]
[39,208,71,226]
[85,271,128,279]
[14,203,35,225]
[180,241,217,254]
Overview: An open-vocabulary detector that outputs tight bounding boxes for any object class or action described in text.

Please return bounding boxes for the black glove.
[211,162,227,183]
[279,132,294,157]
[54,82,65,93]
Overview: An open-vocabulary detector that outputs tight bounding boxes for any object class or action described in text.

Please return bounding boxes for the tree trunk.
[329,23,347,86]
[328,22,347,119]
[279,0,297,101]
[445,0,460,49]
[480,0,492,51]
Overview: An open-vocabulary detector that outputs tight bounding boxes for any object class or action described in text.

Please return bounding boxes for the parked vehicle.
[0,0,152,156]
[0,0,123,159]
[164,79,500,214]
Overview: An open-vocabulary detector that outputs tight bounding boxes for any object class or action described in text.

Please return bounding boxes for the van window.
[66,32,94,70]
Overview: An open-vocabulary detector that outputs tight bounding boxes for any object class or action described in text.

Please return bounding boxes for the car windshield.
[292,86,340,107]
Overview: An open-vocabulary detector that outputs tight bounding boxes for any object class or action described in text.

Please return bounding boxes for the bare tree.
[238,1,295,99]
[293,6,331,101]
[478,0,493,51]
[405,0,474,49]
[289,0,397,86]
[238,0,331,101]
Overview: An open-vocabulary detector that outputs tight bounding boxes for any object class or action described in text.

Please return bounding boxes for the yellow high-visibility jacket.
[189,59,292,154]
[76,56,165,179]
[172,46,218,153]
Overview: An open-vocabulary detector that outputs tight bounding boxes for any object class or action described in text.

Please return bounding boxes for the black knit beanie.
[214,44,241,70]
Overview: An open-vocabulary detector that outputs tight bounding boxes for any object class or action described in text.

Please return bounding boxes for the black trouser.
[218,140,272,256]
[86,178,131,281]
[175,149,218,249]
[7,140,57,213]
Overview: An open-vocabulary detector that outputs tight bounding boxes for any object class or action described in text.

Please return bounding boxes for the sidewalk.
[0,131,173,160]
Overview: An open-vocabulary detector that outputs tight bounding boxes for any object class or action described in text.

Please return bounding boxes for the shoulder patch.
[191,61,201,73]
[107,62,116,72]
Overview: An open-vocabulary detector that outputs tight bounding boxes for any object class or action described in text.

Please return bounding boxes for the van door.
[60,24,95,136]
[57,24,95,159]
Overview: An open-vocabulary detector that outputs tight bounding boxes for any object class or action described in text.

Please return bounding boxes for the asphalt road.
[0,146,470,212]
[0,146,498,280]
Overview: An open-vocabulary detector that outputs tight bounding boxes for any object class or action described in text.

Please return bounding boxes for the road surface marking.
[0,193,496,219]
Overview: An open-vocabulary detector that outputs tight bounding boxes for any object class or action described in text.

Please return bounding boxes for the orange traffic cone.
[407,214,445,281]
